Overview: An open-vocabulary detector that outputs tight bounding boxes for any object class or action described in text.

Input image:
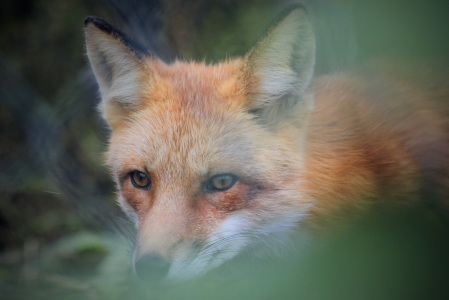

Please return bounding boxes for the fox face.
[85,7,315,282]
[107,63,307,226]
[106,72,311,280]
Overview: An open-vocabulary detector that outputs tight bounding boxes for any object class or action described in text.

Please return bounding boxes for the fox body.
[84,7,449,282]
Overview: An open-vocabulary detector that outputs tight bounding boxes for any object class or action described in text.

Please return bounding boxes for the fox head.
[85,6,315,283]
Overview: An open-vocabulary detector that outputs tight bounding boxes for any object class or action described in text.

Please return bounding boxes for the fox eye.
[130,171,151,189]
[205,174,238,192]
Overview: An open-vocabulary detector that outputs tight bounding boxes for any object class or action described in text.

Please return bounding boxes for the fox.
[84,6,449,283]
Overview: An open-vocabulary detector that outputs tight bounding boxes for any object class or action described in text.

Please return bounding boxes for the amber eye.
[130,171,151,189]
[205,174,238,192]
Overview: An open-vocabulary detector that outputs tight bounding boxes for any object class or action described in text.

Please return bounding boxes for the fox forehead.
[106,59,266,177]
[141,58,247,111]
[108,110,256,178]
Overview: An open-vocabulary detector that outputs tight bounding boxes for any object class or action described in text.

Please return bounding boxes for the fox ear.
[84,16,150,128]
[242,6,315,126]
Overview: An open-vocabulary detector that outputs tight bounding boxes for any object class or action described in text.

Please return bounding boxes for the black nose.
[135,254,170,283]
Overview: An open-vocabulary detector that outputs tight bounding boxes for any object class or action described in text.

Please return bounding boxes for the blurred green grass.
[1,207,448,299]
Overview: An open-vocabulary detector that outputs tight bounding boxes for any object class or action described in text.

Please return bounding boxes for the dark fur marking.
[85,16,148,58]
[248,108,261,116]
[97,51,113,87]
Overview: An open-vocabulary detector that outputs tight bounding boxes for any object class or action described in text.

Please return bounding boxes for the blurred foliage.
[0,3,130,297]
[0,0,448,299]
[0,0,116,99]
[0,0,119,249]
[352,0,449,62]
[164,0,285,62]
[1,208,448,299]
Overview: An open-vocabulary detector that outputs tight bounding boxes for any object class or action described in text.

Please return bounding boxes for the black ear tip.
[84,15,148,57]
[84,16,98,27]
[84,16,92,26]
[84,16,114,33]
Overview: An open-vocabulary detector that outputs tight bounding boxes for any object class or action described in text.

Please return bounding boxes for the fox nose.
[135,254,170,283]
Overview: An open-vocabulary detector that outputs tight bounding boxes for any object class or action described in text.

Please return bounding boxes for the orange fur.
[110,59,449,230]
[85,9,449,281]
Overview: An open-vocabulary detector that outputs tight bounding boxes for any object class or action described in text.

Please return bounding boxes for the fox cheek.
[120,183,149,211]
[116,194,140,226]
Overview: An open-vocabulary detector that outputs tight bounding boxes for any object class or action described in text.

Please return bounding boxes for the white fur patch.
[167,213,250,281]
[167,203,312,281]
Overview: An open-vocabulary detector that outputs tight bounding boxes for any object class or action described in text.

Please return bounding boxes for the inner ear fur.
[84,16,151,129]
